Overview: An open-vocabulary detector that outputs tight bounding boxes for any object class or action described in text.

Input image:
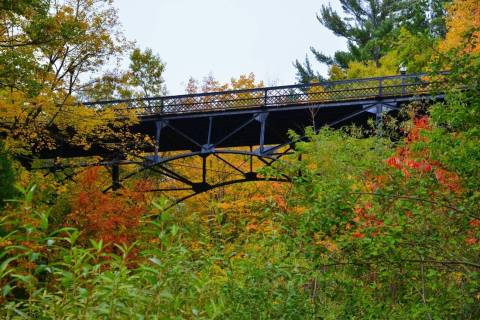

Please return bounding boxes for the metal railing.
[83,72,449,115]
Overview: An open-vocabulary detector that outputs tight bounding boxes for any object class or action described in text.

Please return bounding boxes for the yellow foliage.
[440,0,480,54]
[345,52,401,79]
[306,80,326,102]
[229,73,265,90]
[328,65,348,81]
[0,0,133,155]
[0,88,139,154]
[328,28,437,80]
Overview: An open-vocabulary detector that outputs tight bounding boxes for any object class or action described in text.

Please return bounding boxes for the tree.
[295,0,451,83]
[129,47,166,98]
[299,0,404,75]
[427,0,480,214]
[185,72,264,94]
[67,167,154,252]
[0,0,138,156]
[80,47,167,102]
[0,0,50,48]
[401,0,451,38]
[293,56,325,85]
[0,0,50,95]
[439,0,480,55]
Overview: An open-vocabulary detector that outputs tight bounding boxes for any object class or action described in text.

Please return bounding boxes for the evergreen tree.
[295,0,451,83]
[293,55,325,85]
[399,0,451,37]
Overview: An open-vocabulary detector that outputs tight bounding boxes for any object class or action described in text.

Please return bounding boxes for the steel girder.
[101,99,406,205]
[31,72,449,205]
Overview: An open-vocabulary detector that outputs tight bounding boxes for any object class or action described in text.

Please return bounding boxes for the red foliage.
[349,116,464,241]
[466,238,478,245]
[469,219,480,228]
[404,211,414,219]
[67,168,153,253]
[406,116,430,143]
[352,231,365,239]
[385,116,462,193]
[434,168,462,192]
[351,202,384,238]
[466,219,480,246]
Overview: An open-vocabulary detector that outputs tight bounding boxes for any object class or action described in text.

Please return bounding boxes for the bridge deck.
[86,72,446,115]
[43,73,447,159]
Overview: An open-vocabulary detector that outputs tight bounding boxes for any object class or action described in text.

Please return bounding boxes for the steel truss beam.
[31,72,450,205]
[98,110,296,203]
[37,98,422,204]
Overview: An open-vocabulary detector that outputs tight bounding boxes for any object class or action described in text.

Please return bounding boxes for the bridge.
[36,72,448,203]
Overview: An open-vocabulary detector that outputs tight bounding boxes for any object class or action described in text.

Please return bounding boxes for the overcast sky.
[114,0,346,95]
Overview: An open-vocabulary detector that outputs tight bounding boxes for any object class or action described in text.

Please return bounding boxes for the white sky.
[114,0,346,95]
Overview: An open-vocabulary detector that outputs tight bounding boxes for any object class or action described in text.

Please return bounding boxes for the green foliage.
[295,0,451,82]
[400,0,451,37]
[273,126,479,318]
[0,189,314,319]
[429,91,480,189]
[0,143,17,206]
[129,47,166,98]
[293,55,325,84]
[0,0,49,16]
[80,46,167,102]
[0,1,479,319]
[317,0,400,67]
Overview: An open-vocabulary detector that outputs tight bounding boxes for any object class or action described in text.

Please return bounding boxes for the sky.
[114,0,347,95]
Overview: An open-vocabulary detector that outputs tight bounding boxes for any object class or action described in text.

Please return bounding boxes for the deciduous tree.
[0,0,141,158]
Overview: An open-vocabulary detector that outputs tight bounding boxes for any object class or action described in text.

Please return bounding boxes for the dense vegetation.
[0,0,479,318]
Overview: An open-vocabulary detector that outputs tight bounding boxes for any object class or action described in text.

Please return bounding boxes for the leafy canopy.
[295,0,451,83]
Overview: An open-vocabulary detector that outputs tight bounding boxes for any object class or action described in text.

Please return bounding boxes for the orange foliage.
[440,0,480,54]
[67,167,153,252]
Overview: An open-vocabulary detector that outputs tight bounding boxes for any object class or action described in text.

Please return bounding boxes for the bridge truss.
[35,72,448,204]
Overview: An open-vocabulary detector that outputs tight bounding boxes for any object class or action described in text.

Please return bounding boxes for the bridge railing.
[83,72,449,115]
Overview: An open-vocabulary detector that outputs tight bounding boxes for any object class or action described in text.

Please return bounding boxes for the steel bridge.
[37,72,447,203]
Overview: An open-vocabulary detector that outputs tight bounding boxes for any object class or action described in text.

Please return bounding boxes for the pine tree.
[295,0,451,83]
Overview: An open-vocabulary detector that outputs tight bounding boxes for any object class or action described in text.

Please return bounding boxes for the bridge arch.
[30,72,448,204]
[104,147,293,204]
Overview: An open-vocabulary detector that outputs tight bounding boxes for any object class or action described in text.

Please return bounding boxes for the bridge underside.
[138,99,378,152]
[34,94,441,205]
[44,96,427,159]
[33,69,449,204]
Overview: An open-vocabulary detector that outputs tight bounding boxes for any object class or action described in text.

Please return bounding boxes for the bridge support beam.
[375,103,384,137]
[154,120,168,162]
[112,163,120,191]
[201,118,215,154]
[375,104,383,125]
[255,112,269,155]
